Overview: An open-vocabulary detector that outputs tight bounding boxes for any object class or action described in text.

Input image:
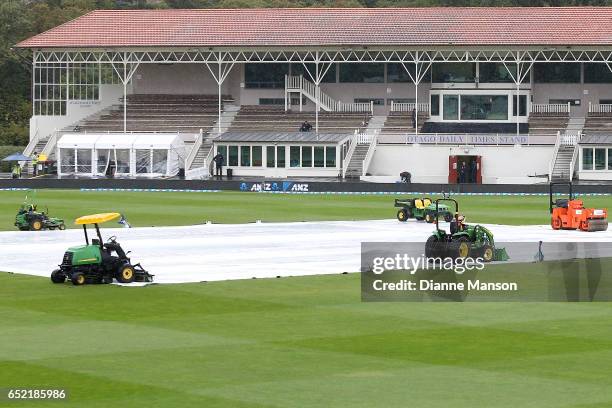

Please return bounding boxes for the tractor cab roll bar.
[435,198,458,232]
[549,182,573,214]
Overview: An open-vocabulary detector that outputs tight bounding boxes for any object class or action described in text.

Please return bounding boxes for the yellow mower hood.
[75,212,121,225]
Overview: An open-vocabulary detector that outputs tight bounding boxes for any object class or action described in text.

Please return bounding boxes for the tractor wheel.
[58,223,66,231]
[116,264,135,283]
[551,218,562,230]
[451,237,471,259]
[480,245,494,263]
[101,275,114,284]
[71,272,86,286]
[425,212,435,223]
[30,219,43,231]
[50,269,66,284]
[444,213,453,223]
[425,235,439,258]
[396,209,408,222]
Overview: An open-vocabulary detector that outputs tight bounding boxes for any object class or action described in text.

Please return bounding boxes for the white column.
[123,54,127,133]
[218,52,222,134]
[415,78,419,135]
[315,53,320,134]
[516,62,520,136]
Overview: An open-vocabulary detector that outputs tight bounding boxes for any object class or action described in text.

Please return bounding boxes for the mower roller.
[424,198,508,262]
[549,182,608,232]
[395,197,453,223]
[50,212,153,286]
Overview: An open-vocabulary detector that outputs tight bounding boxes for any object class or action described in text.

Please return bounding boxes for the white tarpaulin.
[57,133,184,177]
[0,219,611,284]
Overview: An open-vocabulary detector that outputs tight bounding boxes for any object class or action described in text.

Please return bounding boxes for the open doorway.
[448,155,481,184]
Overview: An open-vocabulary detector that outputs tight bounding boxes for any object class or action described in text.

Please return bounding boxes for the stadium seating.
[380,111,429,134]
[227,105,370,134]
[527,112,569,135]
[70,94,234,134]
[583,111,612,135]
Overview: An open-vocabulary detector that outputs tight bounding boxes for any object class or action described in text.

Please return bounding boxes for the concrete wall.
[30,84,123,141]
[367,144,553,184]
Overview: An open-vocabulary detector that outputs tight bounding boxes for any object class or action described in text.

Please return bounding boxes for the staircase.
[550,145,576,181]
[189,139,214,171]
[364,115,386,134]
[285,75,373,114]
[344,143,370,179]
[549,118,585,181]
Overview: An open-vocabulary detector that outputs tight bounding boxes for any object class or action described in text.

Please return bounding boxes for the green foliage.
[0,145,25,172]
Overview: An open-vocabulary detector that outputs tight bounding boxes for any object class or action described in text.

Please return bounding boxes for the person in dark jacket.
[470,159,478,183]
[411,108,417,129]
[299,121,312,132]
[458,161,467,184]
[213,152,224,178]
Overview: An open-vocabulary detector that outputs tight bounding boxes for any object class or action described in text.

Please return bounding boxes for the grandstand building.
[15,7,612,183]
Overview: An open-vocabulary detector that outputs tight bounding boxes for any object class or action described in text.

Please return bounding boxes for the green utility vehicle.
[424,198,508,262]
[15,203,65,231]
[395,197,453,223]
[50,212,153,285]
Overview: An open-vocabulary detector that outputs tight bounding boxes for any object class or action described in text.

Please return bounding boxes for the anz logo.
[287,183,309,192]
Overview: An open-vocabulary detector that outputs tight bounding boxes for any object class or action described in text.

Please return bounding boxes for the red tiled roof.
[16,7,612,49]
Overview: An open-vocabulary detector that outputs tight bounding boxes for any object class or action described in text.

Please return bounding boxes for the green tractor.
[424,198,508,262]
[15,203,65,231]
[50,212,153,285]
[395,197,453,223]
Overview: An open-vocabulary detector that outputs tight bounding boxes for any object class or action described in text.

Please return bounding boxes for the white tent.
[57,133,185,177]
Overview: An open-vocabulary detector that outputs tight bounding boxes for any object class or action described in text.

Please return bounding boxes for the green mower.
[15,201,65,231]
[395,197,453,223]
[424,198,509,262]
[50,212,153,286]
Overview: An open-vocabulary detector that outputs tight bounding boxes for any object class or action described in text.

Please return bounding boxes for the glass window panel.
[228,146,238,166]
[432,63,475,83]
[245,63,288,88]
[460,95,508,120]
[325,146,336,167]
[314,146,324,168]
[513,95,527,116]
[277,146,286,168]
[266,146,275,168]
[585,64,612,83]
[479,63,526,83]
[152,150,168,174]
[216,145,227,162]
[252,146,262,167]
[290,146,300,167]
[595,148,606,170]
[443,95,459,120]
[339,63,384,83]
[534,63,580,83]
[583,148,593,170]
[96,149,111,175]
[609,149,612,170]
[76,149,91,173]
[60,149,75,174]
[430,94,440,116]
[301,146,312,167]
[136,150,150,174]
[240,146,251,167]
[292,63,336,83]
[114,149,130,173]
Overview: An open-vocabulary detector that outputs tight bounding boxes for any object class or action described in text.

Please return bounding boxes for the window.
[443,95,459,120]
[533,63,580,83]
[277,146,286,168]
[513,95,527,116]
[114,149,130,174]
[68,63,100,101]
[601,99,612,105]
[326,146,336,167]
[96,149,111,174]
[245,63,288,88]
[34,64,67,116]
[266,146,275,168]
[583,148,593,170]
[216,145,227,163]
[479,63,526,83]
[228,146,238,166]
[135,150,150,174]
[550,99,580,106]
[584,64,612,83]
[152,150,168,173]
[290,146,300,167]
[60,149,75,174]
[460,95,508,120]
[291,63,336,83]
[432,63,475,83]
[430,94,440,116]
[314,146,325,168]
[386,63,431,83]
[259,98,305,106]
[302,146,312,167]
[387,98,414,105]
[339,63,384,83]
[252,146,262,167]
[609,148,612,170]
[240,146,251,166]
[595,148,606,170]
[354,98,384,106]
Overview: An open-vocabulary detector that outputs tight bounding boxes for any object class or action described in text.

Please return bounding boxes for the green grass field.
[2,189,612,407]
[1,189,611,229]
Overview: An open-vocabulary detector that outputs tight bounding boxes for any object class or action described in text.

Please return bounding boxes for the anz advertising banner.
[239,181,310,193]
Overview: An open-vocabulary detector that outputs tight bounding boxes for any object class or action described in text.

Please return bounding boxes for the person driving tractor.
[450,213,466,234]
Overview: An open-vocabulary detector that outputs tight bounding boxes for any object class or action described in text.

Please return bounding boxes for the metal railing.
[361,134,378,177]
[390,101,430,113]
[548,131,562,182]
[588,102,612,114]
[286,75,373,114]
[185,130,204,171]
[531,103,571,114]
[341,133,359,178]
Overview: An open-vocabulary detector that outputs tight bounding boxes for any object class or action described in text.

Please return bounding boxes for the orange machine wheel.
[551,218,562,230]
[580,220,589,231]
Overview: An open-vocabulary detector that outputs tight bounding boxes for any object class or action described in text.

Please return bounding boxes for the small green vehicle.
[15,203,65,231]
[424,198,508,262]
[50,212,153,285]
[395,197,453,223]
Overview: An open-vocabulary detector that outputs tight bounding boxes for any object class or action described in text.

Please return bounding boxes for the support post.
[218,52,222,134]
[415,80,419,135]
[315,52,320,134]
[516,63,520,136]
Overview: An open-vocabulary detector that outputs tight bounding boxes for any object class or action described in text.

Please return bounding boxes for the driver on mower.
[50,212,153,285]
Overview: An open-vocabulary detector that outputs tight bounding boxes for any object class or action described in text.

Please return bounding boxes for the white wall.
[367,144,553,184]
[30,84,124,141]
